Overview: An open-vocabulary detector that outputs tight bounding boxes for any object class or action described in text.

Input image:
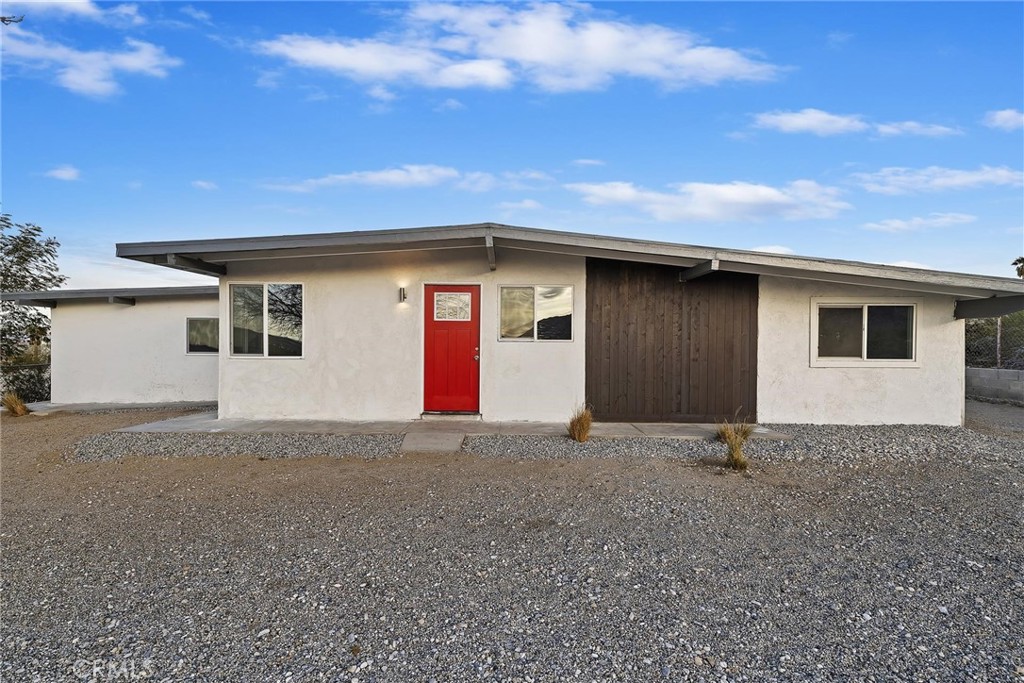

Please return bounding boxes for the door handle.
[473,355,480,361]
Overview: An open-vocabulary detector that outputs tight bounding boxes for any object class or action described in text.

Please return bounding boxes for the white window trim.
[228,282,305,359]
[810,297,920,368]
[185,317,219,355]
[497,284,575,342]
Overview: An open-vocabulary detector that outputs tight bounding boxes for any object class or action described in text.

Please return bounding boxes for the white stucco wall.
[50,297,219,404]
[218,249,586,421]
[757,276,964,425]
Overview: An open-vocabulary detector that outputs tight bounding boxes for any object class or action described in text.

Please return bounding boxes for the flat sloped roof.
[115,222,1023,303]
[1,286,219,308]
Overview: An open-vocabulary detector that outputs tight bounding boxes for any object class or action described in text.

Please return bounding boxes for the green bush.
[0,364,50,403]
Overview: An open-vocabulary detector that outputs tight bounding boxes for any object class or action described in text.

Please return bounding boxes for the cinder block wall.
[965,368,1024,404]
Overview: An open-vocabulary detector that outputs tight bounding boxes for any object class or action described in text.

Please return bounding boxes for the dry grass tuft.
[2,392,31,417]
[717,419,754,471]
[567,404,593,443]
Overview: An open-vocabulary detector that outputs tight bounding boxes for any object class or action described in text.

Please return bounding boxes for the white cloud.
[752,108,960,137]
[498,199,542,210]
[191,180,218,191]
[565,178,850,222]
[257,3,778,94]
[45,164,80,181]
[3,0,145,26]
[267,164,558,193]
[885,260,934,270]
[862,212,976,233]
[572,158,606,166]
[506,169,552,181]
[180,5,212,24]
[983,109,1024,131]
[3,27,181,97]
[256,34,513,89]
[827,31,853,48]
[367,84,396,101]
[853,165,1024,195]
[60,249,211,289]
[753,108,869,136]
[255,69,282,90]
[874,121,962,137]
[435,97,465,111]
[456,171,498,192]
[750,245,794,255]
[268,164,462,192]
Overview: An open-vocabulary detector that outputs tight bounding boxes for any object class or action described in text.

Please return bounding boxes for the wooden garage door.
[585,259,758,422]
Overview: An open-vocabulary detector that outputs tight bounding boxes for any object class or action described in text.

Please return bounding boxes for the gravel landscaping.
[2,408,1022,682]
[72,431,403,462]
[464,424,1023,468]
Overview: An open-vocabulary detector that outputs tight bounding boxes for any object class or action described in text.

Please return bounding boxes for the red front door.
[424,285,480,412]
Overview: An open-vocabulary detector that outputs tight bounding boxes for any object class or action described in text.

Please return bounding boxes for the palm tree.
[1014,256,1024,279]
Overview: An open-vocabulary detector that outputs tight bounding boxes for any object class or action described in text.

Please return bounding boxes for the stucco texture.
[757,276,965,425]
[218,249,586,422]
[51,297,219,404]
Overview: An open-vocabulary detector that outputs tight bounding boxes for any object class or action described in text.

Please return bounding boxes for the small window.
[812,299,917,367]
[187,318,219,354]
[434,292,472,321]
[499,285,573,341]
[231,283,302,357]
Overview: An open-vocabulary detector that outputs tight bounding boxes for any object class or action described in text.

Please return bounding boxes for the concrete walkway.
[26,401,217,415]
[116,411,790,453]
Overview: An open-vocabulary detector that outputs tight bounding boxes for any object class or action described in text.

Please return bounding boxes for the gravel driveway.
[2,409,1022,682]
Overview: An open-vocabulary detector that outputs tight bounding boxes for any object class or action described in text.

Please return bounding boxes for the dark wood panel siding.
[585,259,758,422]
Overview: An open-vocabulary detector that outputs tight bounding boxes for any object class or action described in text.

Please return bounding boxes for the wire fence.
[965,311,1024,370]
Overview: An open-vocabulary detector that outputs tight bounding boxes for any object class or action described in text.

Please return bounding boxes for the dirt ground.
[0,409,759,506]
[1,409,1021,681]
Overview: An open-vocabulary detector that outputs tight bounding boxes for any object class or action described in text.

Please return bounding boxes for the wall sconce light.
[398,287,407,303]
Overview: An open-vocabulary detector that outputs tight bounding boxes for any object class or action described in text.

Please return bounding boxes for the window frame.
[497,284,574,342]
[228,282,305,359]
[185,317,219,355]
[810,297,920,368]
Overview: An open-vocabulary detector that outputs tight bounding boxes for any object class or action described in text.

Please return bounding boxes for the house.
[2,286,219,404]
[7,223,1023,424]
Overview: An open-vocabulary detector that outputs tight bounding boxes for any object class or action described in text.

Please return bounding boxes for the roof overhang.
[1,286,219,308]
[114,222,1024,307]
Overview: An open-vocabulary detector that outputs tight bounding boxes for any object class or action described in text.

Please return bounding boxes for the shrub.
[0,364,49,402]
[717,419,754,471]
[567,404,593,443]
[2,391,31,417]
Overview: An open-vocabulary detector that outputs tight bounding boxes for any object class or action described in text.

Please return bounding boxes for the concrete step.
[400,431,465,453]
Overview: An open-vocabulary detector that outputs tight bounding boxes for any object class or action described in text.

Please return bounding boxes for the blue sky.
[2,1,1022,288]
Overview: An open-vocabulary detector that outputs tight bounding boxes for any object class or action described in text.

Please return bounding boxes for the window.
[186,318,219,354]
[499,285,572,341]
[434,292,472,321]
[230,283,302,357]
[811,298,917,367]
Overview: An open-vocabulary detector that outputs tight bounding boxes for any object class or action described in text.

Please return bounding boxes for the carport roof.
[114,222,1023,316]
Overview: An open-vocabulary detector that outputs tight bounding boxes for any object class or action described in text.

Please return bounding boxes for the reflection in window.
[230,283,303,357]
[818,307,862,358]
[231,285,263,355]
[500,287,534,339]
[268,284,303,356]
[536,286,572,340]
[815,303,915,362]
[867,305,913,359]
[434,292,472,321]
[187,318,219,354]
[499,286,572,341]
